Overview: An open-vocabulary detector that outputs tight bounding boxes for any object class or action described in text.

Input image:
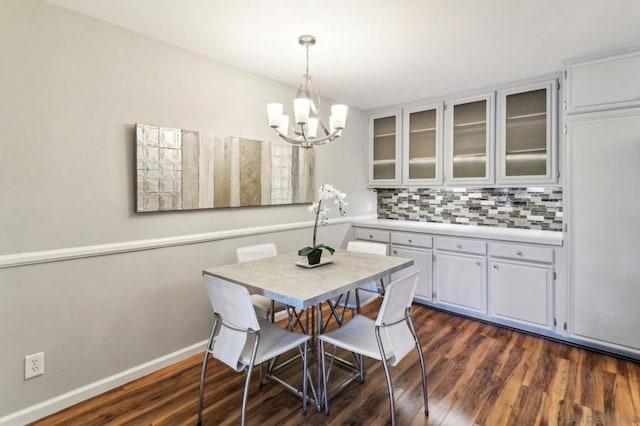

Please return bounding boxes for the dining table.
[202,248,414,410]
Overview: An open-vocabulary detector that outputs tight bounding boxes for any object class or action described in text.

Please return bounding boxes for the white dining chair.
[236,243,287,322]
[198,275,311,426]
[324,241,387,329]
[318,270,428,425]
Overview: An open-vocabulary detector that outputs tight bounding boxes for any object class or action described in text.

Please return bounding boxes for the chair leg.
[241,334,260,426]
[197,352,210,426]
[407,311,429,416]
[376,327,396,426]
[319,339,329,416]
[198,316,219,426]
[302,340,308,415]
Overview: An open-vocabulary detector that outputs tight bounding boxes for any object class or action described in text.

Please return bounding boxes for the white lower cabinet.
[351,225,567,349]
[391,245,433,301]
[435,252,486,315]
[489,260,553,331]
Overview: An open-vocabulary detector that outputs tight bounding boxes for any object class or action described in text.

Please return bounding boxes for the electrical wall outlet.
[25,352,44,379]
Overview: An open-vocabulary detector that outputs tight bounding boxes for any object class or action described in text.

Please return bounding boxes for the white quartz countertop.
[352,219,563,246]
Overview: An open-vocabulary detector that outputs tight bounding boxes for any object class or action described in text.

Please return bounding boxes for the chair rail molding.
[0,215,376,269]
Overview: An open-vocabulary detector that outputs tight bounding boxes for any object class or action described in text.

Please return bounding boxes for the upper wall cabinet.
[496,79,558,184]
[444,93,495,186]
[565,47,640,114]
[402,102,444,186]
[368,109,402,186]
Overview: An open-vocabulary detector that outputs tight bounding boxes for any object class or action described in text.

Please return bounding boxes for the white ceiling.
[44,0,640,110]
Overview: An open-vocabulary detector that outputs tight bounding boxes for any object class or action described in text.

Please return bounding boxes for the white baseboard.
[0,341,208,426]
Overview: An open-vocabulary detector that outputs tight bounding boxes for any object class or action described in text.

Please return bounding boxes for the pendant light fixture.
[267,35,348,149]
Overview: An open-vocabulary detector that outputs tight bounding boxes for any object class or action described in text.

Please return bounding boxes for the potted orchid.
[298,184,347,265]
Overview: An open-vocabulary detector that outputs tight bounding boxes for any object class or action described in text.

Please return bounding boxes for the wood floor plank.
[30,302,640,426]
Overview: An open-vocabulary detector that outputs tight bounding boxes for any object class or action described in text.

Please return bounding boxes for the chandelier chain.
[305,42,310,79]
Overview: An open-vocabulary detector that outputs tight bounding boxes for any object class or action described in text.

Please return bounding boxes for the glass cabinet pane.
[408,109,437,180]
[373,116,397,180]
[452,100,487,178]
[505,89,547,176]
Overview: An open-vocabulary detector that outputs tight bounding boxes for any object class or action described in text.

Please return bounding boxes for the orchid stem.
[312,200,321,247]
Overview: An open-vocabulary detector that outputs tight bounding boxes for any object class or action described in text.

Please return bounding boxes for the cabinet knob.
[408,239,413,243]
[516,250,523,256]
[393,250,398,255]
[369,235,373,239]
[493,264,499,269]
[476,261,481,266]
[456,243,462,249]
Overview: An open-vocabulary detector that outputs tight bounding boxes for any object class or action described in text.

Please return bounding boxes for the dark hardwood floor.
[31,302,640,425]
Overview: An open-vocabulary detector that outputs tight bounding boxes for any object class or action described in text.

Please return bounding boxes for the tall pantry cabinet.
[564,47,640,357]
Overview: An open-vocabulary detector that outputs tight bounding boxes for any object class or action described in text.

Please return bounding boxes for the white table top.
[202,250,414,309]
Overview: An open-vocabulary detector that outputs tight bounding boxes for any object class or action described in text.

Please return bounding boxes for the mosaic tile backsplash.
[377,188,563,231]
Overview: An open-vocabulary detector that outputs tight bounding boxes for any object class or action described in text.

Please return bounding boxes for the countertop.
[352,219,563,246]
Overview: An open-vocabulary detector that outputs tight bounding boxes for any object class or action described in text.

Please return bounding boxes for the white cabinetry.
[566,107,640,355]
[444,93,495,186]
[390,232,433,301]
[434,237,487,315]
[402,103,444,185]
[565,46,640,358]
[496,79,558,184]
[352,223,566,345]
[368,109,402,186]
[565,47,640,113]
[488,243,554,331]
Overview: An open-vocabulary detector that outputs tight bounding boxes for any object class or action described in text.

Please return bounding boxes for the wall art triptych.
[135,123,315,212]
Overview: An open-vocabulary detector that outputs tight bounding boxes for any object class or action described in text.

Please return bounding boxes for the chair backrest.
[375,271,419,366]
[236,243,278,263]
[347,240,387,291]
[347,240,387,256]
[203,275,260,371]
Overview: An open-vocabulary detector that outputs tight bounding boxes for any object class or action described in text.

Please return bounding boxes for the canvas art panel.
[136,124,315,212]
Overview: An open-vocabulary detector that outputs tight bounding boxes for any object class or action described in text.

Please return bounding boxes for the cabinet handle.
[516,250,523,256]
[476,261,481,266]
[456,244,462,249]
[493,264,499,269]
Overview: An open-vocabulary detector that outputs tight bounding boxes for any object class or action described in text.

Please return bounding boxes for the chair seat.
[240,318,310,366]
[318,315,394,362]
[250,294,287,317]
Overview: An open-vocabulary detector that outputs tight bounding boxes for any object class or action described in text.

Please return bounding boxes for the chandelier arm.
[270,127,341,146]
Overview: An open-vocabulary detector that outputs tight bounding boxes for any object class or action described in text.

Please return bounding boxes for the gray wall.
[0,0,372,417]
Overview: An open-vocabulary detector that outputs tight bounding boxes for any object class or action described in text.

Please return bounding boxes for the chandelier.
[267,35,348,149]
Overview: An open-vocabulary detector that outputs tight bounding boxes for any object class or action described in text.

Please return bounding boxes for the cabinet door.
[445,93,495,185]
[565,47,640,114]
[435,253,486,314]
[402,103,443,186]
[369,110,402,186]
[567,107,640,354]
[489,260,553,330]
[391,245,433,301]
[497,79,558,184]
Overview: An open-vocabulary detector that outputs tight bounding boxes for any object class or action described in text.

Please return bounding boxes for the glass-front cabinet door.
[497,79,558,184]
[402,102,443,185]
[369,109,402,186]
[445,93,495,185]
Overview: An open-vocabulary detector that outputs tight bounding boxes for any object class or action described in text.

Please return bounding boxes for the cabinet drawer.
[489,243,553,263]
[435,237,486,255]
[353,228,390,243]
[391,232,432,248]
